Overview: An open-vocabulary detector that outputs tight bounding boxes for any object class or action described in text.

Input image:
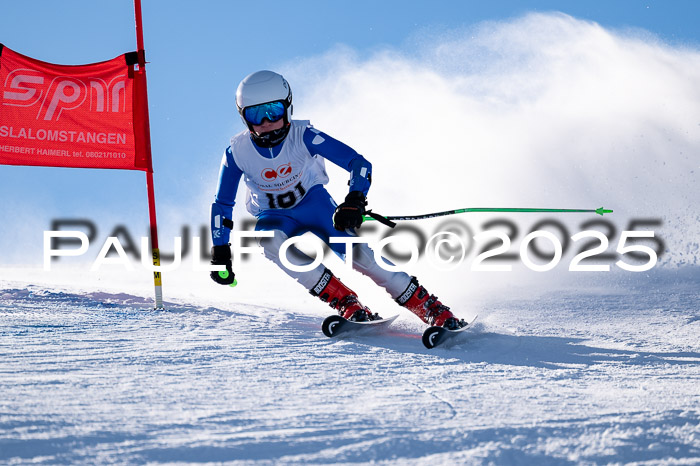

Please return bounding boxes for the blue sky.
[1,0,699,264]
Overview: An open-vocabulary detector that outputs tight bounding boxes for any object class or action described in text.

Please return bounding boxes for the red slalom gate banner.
[0,44,151,171]
[0,1,164,309]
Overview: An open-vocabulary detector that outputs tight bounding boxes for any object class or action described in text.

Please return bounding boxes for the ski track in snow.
[0,277,699,465]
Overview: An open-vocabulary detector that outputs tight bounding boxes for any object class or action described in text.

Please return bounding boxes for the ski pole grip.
[218,270,237,287]
[364,211,396,228]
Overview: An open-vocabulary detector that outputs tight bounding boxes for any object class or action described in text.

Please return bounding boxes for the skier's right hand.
[333,191,367,230]
[210,244,236,285]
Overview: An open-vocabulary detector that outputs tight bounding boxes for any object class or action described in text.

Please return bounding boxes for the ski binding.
[322,314,398,338]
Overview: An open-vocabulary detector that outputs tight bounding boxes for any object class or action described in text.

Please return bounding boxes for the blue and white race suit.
[210,120,410,295]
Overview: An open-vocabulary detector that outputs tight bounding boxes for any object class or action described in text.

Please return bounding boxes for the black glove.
[333,191,367,230]
[210,244,236,285]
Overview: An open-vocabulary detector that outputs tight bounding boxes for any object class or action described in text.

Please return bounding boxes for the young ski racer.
[209,70,462,329]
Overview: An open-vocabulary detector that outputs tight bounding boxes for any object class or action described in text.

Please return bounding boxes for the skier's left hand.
[333,191,366,230]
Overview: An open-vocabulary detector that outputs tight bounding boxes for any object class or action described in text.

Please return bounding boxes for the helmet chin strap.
[251,123,291,148]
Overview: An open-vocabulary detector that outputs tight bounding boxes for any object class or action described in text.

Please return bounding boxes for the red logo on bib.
[262,168,277,181]
[261,164,293,181]
[277,163,292,178]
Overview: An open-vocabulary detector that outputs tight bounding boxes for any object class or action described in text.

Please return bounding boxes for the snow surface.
[1,12,700,464]
[1,268,698,464]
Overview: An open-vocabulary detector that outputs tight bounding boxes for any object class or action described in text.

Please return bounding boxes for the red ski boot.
[395,277,460,329]
[310,269,378,322]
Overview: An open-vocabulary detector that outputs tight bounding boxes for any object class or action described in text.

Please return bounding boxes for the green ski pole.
[363,207,612,226]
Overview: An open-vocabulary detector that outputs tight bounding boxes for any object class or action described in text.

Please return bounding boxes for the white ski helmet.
[235,70,293,147]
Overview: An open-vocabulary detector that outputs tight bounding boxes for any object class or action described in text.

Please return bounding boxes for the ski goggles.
[242,101,286,126]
